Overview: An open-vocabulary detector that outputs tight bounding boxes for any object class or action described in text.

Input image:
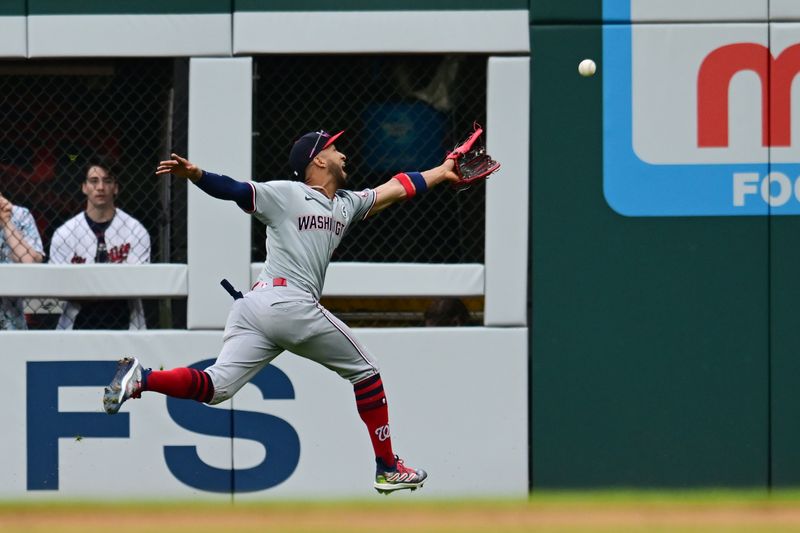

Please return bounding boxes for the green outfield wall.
[530,0,800,488]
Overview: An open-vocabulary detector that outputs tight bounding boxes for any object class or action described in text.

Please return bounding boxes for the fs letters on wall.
[2,330,527,499]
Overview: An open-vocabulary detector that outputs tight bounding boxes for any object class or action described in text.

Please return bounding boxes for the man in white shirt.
[49,161,150,330]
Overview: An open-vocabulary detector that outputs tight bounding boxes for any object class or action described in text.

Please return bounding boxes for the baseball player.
[103,129,481,494]
[50,161,150,330]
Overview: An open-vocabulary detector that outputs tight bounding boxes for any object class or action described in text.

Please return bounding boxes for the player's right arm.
[156,153,254,211]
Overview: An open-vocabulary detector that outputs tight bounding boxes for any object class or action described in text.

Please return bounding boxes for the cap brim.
[321,130,345,151]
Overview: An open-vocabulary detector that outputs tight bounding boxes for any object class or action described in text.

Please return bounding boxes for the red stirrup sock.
[354,373,395,468]
[143,368,214,403]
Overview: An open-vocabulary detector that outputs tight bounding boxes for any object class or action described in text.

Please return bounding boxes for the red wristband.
[392,173,416,200]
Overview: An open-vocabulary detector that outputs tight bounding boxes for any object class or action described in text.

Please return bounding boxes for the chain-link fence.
[0,59,188,330]
[252,54,488,326]
[252,54,488,263]
[1,55,488,330]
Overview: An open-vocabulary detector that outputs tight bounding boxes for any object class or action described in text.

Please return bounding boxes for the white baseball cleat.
[103,357,143,415]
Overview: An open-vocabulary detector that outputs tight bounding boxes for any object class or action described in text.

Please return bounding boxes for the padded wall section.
[236,0,528,9]
[768,21,800,486]
[485,57,529,326]
[27,0,231,57]
[771,0,800,19]
[0,1,26,57]
[187,58,252,329]
[0,328,526,498]
[233,10,529,54]
[530,23,769,488]
[0,264,187,297]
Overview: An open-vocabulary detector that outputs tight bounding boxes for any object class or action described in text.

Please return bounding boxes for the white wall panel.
[0,331,229,499]
[0,264,187,297]
[0,328,527,498]
[188,58,252,329]
[632,23,770,165]
[771,0,800,20]
[252,262,485,297]
[234,10,529,54]
[486,57,529,326]
[0,16,26,57]
[769,23,800,168]
[28,14,231,57]
[630,0,766,22]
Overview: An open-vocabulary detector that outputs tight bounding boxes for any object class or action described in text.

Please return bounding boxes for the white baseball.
[578,59,596,77]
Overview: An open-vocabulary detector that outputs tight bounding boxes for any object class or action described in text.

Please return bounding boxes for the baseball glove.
[446,123,501,190]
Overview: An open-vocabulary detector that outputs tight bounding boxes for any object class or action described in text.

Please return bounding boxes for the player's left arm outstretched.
[368,159,459,217]
[368,123,500,217]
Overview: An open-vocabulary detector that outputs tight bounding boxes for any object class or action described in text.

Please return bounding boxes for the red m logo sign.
[698,42,800,148]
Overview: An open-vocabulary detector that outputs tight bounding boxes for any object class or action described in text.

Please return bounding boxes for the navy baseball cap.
[289,130,345,178]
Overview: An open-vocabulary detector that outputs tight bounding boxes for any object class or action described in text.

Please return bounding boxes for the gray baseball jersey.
[250,180,376,299]
[203,180,379,404]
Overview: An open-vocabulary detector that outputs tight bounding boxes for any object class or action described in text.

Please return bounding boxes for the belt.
[252,277,287,289]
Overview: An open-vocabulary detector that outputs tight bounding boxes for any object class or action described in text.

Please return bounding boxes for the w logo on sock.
[374,424,391,442]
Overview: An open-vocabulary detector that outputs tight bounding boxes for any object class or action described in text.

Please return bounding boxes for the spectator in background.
[424,297,473,327]
[0,193,44,329]
[49,160,150,330]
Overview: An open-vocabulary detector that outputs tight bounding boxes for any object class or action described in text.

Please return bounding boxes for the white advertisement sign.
[604,2,800,215]
[0,329,527,499]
